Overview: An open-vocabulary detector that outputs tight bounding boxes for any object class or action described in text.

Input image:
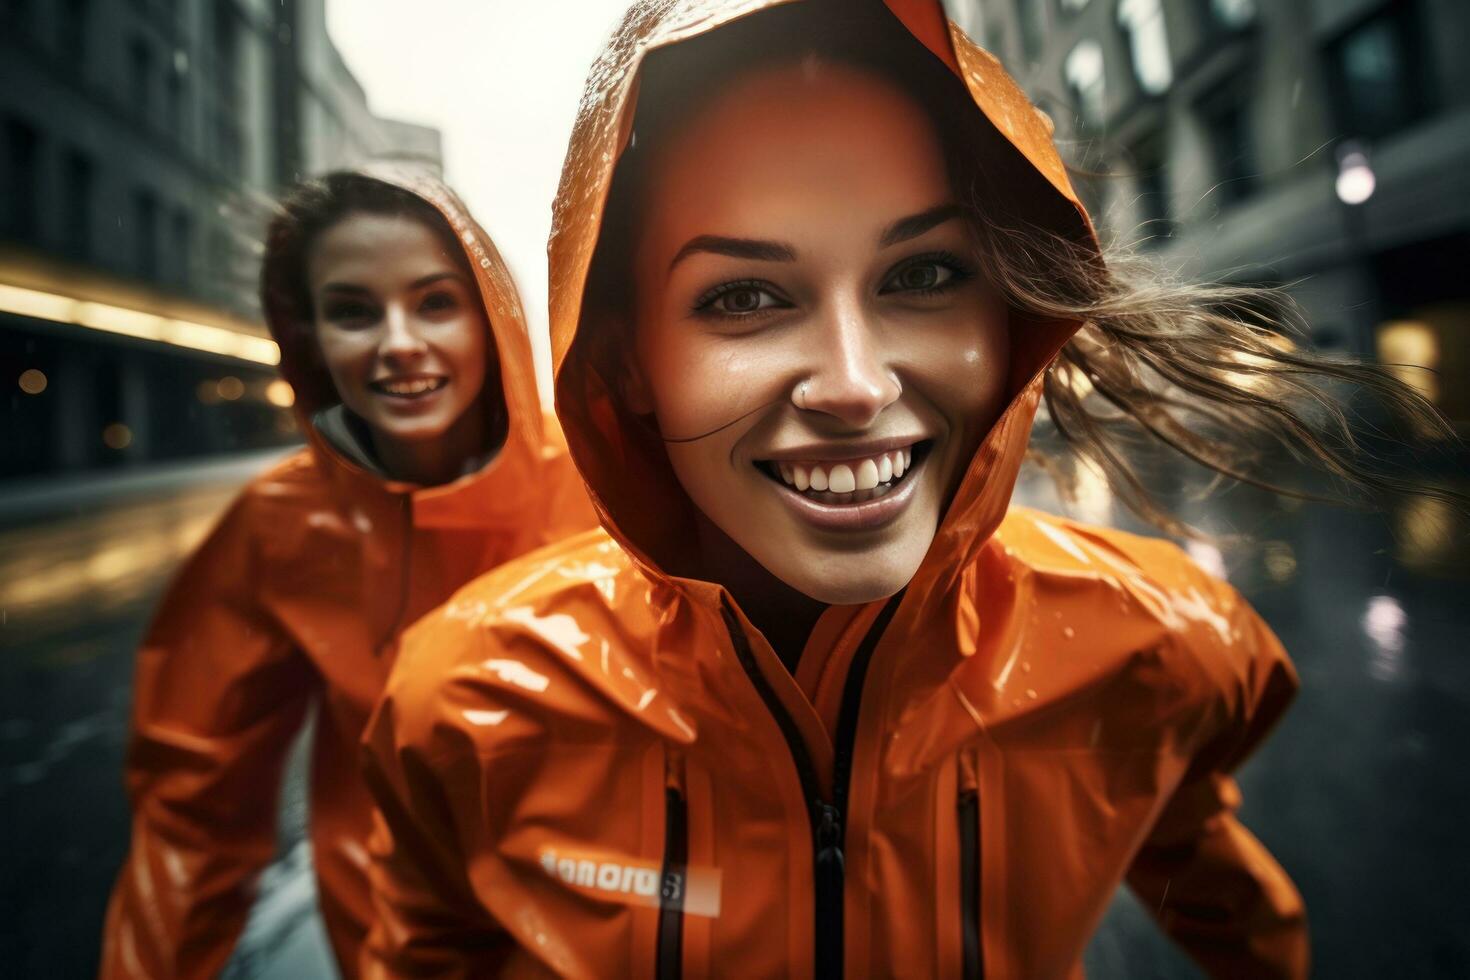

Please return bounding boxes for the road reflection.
[1,492,230,647]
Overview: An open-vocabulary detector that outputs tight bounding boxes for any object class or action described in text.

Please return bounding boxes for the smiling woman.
[98,167,597,980]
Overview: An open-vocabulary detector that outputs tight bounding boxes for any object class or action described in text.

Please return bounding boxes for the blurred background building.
[0,0,440,483]
[956,0,1469,428]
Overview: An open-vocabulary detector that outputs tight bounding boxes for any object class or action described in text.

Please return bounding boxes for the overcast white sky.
[326,1,632,401]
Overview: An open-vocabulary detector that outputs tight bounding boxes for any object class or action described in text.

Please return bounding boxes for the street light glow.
[1336,149,1376,206]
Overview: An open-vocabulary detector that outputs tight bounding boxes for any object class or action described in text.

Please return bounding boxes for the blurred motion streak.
[0,282,280,365]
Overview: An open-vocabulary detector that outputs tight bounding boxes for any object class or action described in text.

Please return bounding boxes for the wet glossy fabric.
[362,4,1308,977]
[98,167,597,980]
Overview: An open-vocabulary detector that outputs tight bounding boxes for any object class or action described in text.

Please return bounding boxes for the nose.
[379,303,428,364]
[797,299,901,427]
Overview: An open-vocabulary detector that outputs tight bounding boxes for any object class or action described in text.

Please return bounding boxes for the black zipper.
[721,591,904,979]
[958,789,983,980]
[656,786,688,980]
[374,494,414,656]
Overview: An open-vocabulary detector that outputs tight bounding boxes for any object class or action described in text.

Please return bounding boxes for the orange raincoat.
[362,5,1308,977]
[99,167,596,979]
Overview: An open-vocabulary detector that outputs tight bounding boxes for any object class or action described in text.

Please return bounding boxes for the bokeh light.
[18,368,48,395]
[265,379,296,407]
[101,424,132,450]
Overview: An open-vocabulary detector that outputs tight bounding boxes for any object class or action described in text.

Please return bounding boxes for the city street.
[1,449,1467,978]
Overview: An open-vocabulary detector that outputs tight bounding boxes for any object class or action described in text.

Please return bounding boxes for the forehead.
[642,63,950,248]
[308,212,456,285]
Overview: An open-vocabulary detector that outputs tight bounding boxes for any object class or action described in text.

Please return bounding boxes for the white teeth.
[767,445,920,495]
[382,378,440,395]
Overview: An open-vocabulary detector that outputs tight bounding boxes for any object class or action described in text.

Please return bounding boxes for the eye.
[880,252,973,296]
[322,300,378,327]
[419,290,460,315]
[693,280,791,319]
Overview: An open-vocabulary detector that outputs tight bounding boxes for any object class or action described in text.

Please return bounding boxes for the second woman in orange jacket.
[100,166,595,980]
[362,2,1451,976]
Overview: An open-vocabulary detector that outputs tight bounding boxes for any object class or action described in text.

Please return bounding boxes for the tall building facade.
[957,0,1470,428]
[0,0,441,480]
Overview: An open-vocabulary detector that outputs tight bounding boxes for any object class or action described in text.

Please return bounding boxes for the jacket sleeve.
[99,489,315,980]
[359,630,509,978]
[1125,585,1309,979]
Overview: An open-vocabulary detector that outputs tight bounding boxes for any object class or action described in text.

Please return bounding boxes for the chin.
[375,416,454,444]
[767,551,922,606]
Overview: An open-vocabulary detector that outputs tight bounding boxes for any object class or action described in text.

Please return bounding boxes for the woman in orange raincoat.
[361,3,1452,977]
[99,166,595,979]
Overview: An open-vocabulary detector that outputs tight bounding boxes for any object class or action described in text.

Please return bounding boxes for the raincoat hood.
[549,0,1097,595]
[263,163,550,520]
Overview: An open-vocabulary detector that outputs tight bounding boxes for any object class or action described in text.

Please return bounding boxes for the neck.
[372,400,488,486]
[693,514,825,675]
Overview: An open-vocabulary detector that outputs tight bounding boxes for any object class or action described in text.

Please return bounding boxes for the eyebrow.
[320,271,464,294]
[668,235,797,271]
[667,203,965,272]
[878,203,963,248]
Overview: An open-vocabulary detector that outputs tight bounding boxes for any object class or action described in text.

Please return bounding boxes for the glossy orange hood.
[549,0,1097,592]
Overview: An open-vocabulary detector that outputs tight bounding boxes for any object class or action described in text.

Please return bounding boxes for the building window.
[210,1,243,176]
[130,37,154,126]
[1064,41,1107,130]
[1325,2,1434,143]
[1117,0,1173,96]
[1198,77,1258,205]
[1129,131,1173,246]
[1018,0,1048,63]
[2,0,35,42]
[2,118,41,242]
[62,149,94,260]
[166,66,185,139]
[134,189,159,281]
[60,0,90,59]
[170,208,191,287]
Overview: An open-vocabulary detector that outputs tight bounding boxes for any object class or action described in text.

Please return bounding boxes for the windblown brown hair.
[994,224,1455,535]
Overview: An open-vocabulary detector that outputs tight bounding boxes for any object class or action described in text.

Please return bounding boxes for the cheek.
[441,318,489,384]
[906,306,1010,423]
[640,326,793,439]
[316,330,376,384]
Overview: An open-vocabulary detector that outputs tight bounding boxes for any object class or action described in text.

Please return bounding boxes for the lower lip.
[372,381,447,409]
[766,457,925,533]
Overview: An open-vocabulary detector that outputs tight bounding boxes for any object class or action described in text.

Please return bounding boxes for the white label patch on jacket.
[538,845,721,918]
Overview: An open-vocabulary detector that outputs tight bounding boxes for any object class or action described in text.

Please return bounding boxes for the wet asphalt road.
[0,449,1466,978]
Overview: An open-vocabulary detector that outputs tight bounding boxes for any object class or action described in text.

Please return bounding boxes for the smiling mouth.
[370,376,447,399]
[757,441,932,505]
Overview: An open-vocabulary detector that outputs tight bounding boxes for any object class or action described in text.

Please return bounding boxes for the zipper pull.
[816,803,844,874]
